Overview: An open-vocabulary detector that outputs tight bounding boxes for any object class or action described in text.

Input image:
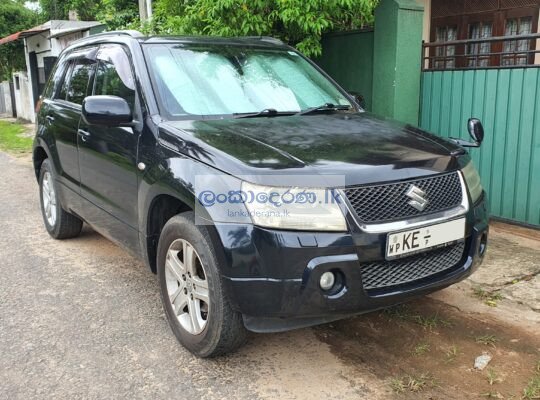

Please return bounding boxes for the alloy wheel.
[42,171,57,227]
[165,239,210,335]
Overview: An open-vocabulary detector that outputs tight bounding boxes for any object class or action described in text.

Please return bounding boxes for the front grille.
[344,172,463,224]
[361,242,465,291]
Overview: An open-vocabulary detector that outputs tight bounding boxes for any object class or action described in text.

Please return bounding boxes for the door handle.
[45,115,55,124]
[78,129,91,142]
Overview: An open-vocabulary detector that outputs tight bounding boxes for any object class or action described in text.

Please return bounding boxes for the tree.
[37,0,102,21]
[153,0,379,57]
[0,1,40,81]
[27,0,379,58]
[96,0,139,30]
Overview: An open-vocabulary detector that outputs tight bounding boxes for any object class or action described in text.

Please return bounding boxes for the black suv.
[33,31,489,357]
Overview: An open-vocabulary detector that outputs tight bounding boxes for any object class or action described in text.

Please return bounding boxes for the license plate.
[386,218,465,260]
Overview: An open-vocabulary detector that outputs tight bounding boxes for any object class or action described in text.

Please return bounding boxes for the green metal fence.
[420,68,540,226]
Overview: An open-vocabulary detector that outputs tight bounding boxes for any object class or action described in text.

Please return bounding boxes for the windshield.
[144,43,352,118]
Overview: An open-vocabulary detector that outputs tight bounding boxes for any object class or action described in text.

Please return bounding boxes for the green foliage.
[95,0,139,30]
[153,0,379,57]
[0,0,40,80]
[37,0,100,20]
[31,0,378,57]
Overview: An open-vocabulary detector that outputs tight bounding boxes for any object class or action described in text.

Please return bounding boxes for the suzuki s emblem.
[406,185,429,211]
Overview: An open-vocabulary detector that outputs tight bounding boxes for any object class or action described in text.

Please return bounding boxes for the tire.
[39,159,83,239]
[157,212,247,357]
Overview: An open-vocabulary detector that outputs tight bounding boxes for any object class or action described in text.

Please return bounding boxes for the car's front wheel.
[157,212,247,357]
[39,159,83,239]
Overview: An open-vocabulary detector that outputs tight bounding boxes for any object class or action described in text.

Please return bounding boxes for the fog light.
[320,271,335,291]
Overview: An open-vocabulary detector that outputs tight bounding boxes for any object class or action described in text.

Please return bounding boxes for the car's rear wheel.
[39,159,83,239]
[157,212,247,357]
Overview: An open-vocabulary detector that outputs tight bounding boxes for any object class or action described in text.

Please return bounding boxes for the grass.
[412,313,453,330]
[0,120,33,153]
[383,304,413,321]
[486,368,501,386]
[522,375,540,399]
[475,334,498,347]
[472,287,504,307]
[522,361,540,400]
[383,305,452,331]
[389,373,436,393]
[444,345,459,363]
[412,342,430,356]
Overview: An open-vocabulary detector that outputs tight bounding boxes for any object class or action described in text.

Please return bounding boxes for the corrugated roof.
[0,27,48,45]
[0,20,103,45]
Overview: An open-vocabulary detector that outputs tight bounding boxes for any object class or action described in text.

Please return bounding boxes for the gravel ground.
[0,151,388,399]
[0,150,538,400]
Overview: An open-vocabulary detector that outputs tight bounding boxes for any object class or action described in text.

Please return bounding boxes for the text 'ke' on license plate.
[386,218,465,259]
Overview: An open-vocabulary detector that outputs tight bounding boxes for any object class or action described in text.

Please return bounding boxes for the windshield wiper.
[233,108,296,119]
[297,103,352,116]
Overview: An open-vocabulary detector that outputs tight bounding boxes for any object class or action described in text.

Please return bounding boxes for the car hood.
[159,112,466,187]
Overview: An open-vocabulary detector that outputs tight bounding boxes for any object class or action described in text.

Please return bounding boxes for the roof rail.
[242,36,284,45]
[89,30,144,39]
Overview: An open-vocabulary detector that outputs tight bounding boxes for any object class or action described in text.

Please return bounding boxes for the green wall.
[316,30,374,110]
[421,69,540,226]
[372,0,424,125]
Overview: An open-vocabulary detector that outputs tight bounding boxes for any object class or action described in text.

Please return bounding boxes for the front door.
[77,44,141,249]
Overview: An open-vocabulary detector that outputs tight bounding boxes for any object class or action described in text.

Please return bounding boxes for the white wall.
[25,32,52,71]
[21,30,89,123]
[0,81,13,116]
[12,72,35,122]
[536,9,540,64]
[418,0,431,43]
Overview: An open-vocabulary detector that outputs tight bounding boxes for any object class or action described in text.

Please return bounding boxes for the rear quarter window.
[42,56,67,100]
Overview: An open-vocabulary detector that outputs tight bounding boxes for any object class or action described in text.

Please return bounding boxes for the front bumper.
[212,195,489,332]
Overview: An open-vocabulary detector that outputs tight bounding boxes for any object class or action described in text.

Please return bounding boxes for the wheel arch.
[32,145,49,181]
[145,194,192,273]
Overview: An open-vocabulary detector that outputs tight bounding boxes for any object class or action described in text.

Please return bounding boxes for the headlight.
[241,182,347,231]
[461,161,483,203]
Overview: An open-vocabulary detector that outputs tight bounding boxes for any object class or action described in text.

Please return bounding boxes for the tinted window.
[43,56,66,99]
[94,46,136,108]
[56,63,72,101]
[66,61,94,105]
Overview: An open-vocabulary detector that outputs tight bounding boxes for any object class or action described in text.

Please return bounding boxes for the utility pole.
[138,0,153,22]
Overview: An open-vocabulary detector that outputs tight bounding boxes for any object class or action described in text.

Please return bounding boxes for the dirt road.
[0,150,538,399]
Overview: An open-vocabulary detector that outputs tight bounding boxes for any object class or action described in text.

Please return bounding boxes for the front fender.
[137,145,246,275]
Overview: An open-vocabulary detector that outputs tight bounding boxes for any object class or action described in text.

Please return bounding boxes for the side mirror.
[450,118,484,148]
[467,118,484,144]
[82,95,132,127]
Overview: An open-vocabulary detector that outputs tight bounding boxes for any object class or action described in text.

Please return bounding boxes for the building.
[0,20,105,122]
[318,0,540,227]
[419,0,540,69]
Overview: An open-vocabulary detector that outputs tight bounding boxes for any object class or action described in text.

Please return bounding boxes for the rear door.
[40,50,96,195]
[77,44,141,247]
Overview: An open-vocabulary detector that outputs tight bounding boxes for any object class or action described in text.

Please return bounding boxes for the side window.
[56,62,73,101]
[94,46,136,109]
[43,56,66,99]
[66,61,94,105]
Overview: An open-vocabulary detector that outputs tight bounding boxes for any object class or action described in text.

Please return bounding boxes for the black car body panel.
[158,112,465,186]
[33,32,489,333]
